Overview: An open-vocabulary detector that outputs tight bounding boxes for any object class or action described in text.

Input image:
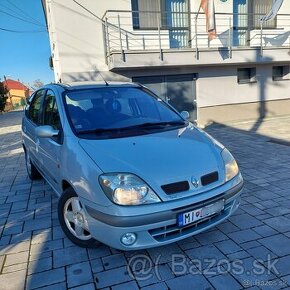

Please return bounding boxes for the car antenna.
[93,65,109,86]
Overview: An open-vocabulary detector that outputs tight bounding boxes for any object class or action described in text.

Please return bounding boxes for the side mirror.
[35,125,59,138]
[180,111,190,120]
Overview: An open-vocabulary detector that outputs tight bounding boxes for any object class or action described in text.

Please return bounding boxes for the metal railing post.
[195,17,198,59]
[126,32,129,50]
[228,17,232,58]
[260,22,263,57]
[142,35,145,50]
[117,14,125,61]
[157,13,163,61]
[104,17,109,61]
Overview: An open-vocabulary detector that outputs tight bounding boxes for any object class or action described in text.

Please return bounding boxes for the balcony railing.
[101,10,290,63]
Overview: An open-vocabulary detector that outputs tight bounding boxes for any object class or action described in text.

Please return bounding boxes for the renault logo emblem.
[191,177,199,188]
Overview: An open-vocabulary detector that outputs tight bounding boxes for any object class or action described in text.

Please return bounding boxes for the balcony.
[101,10,290,70]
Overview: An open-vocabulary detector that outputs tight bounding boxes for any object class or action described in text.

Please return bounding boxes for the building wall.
[45,0,290,80]
[9,89,28,98]
[43,0,290,125]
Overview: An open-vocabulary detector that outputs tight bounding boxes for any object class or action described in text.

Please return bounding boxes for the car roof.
[47,81,140,91]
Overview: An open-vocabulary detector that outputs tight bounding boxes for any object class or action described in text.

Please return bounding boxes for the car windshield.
[64,86,186,138]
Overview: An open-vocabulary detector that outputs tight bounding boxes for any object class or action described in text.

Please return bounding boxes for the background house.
[3,79,29,110]
[42,0,290,127]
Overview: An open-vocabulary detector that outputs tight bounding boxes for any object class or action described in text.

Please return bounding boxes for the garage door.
[133,74,197,121]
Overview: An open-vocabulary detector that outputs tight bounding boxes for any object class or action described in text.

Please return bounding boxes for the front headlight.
[221,148,239,182]
[99,173,161,205]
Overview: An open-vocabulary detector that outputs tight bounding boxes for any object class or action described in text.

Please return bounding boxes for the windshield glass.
[64,86,185,138]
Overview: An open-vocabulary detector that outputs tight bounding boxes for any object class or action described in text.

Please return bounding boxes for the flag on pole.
[260,0,284,23]
[200,0,216,40]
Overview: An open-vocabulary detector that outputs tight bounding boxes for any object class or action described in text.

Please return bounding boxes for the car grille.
[161,181,190,194]
[201,171,219,186]
[161,172,219,195]
[148,201,232,242]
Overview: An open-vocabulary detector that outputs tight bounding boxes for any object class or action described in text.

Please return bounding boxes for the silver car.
[22,82,243,250]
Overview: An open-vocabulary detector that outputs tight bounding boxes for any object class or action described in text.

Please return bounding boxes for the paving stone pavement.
[1,111,290,290]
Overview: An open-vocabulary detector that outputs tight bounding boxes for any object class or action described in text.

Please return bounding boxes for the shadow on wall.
[263,31,290,47]
[249,49,283,132]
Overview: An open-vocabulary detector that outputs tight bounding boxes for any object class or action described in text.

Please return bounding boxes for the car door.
[37,89,63,192]
[23,89,46,171]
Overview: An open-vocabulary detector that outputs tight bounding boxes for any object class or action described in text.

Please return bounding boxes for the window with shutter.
[249,0,277,29]
[131,0,189,30]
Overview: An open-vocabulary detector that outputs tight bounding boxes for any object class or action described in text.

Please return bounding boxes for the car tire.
[58,187,100,248]
[25,149,42,180]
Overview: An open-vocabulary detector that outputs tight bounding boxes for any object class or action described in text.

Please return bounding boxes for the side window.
[28,90,45,125]
[43,90,61,130]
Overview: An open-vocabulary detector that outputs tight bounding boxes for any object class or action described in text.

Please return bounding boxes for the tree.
[0,82,8,112]
[33,79,44,89]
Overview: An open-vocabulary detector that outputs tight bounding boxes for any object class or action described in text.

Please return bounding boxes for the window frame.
[27,89,46,126]
[237,67,257,84]
[272,65,290,81]
[42,89,61,129]
[131,0,190,31]
[249,0,277,30]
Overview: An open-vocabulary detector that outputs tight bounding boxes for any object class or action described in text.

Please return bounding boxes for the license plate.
[177,200,225,227]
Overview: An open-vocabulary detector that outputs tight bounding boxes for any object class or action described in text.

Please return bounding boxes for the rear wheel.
[25,149,42,180]
[58,187,100,248]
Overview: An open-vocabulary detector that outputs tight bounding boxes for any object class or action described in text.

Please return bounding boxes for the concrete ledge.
[199,98,290,127]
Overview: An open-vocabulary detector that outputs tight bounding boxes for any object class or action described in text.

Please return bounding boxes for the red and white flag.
[200,0,216,40]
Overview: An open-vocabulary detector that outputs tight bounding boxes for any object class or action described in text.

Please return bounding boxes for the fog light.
[121,233,137,246]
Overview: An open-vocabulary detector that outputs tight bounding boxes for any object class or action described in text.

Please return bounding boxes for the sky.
[0,0,54,86]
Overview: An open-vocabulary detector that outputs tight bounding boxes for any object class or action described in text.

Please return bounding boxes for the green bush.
[0,82,8,112]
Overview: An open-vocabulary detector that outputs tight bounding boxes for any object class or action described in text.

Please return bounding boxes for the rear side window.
[28,90,45,125]
[43,90,61,130]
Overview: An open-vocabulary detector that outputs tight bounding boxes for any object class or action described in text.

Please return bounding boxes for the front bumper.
[84,179,243,250]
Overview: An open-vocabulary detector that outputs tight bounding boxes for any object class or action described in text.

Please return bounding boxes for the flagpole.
[195,1,202,59]
[260,21,263,56]
[195,2,202,21]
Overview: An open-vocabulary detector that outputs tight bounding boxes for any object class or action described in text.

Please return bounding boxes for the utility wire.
[0,2,41,26]
[5,0,44,26]
[0,27,46,33]
[72,0,102,22]
[0,9,46,28]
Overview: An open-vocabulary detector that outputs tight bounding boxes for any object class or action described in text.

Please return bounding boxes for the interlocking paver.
[102,253,127,270]
[53,246,88,267]
[26,267,65,289]
[94,266,133,288]
[0,269,26,290]
[5,251,29,266]
[66,261,93,288]
[3,111,290,289]
[166,273,212,290]
[208,273,242,290]
[258,234,290,257]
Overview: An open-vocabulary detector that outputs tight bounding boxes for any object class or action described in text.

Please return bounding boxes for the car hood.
[79,126,225,201]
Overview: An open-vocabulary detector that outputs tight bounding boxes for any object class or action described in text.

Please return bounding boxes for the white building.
[42,0,290,126]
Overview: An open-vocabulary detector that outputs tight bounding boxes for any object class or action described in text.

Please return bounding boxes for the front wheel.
[58,187,100,248]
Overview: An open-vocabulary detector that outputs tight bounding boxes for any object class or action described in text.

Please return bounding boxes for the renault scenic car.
[22,82,243,250]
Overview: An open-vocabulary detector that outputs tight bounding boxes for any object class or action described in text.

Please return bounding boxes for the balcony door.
[163,0,190,48]
[233,0,249,46]
[233,0,277,47]
[132,0,190,48]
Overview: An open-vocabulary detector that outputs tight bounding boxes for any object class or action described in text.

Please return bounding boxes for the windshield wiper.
[133,121,186,128]
[76,128,122,135]
[76,121,186,135]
